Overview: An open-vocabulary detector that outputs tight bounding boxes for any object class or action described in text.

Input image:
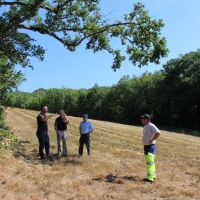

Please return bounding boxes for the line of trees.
[5,50,200,130]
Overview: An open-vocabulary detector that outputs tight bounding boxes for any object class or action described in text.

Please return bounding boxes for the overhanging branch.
[3,0,45,33]
[17,20,134,48]
[17,24,72,47]
[76,22,134,45]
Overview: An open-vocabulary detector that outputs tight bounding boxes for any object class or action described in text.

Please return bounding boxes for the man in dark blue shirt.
[36,105,53,160]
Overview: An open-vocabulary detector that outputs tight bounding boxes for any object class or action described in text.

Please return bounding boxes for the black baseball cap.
[141,114,151,120]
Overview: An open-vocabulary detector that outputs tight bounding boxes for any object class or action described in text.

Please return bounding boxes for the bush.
[0,129,20,150]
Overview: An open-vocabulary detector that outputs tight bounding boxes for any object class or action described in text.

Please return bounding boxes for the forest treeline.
[4,50,200,130]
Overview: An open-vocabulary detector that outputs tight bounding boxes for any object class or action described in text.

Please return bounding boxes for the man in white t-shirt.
[141,114,160,184]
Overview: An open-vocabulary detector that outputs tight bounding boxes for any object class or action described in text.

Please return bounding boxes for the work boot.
[143,178,153,184]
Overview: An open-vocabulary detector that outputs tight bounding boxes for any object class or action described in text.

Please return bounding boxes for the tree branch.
[17,21,134,48]
[54,21,132,34]
[16,0,45,23]
[17,24,72,47]
[76,22,133,45]
[0,1,27,6]
[0,1,57,13]
[56,0,73,10]
[3,0,45,33]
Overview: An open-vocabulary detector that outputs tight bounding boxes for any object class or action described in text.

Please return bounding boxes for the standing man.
[79,114,94,156]
[141,114,160,184]
[55,110,69,156]
[36,105,53,160]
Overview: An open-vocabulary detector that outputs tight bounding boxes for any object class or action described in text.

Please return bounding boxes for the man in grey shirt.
[141,114,160,184]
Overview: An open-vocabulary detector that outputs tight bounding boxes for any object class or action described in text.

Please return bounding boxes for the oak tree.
[0,0,168,70]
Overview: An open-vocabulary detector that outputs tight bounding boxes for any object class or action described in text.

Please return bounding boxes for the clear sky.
[18,0,200,92]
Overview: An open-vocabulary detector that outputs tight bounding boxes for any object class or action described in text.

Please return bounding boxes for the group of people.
[36,105,160,184]
[36,105,94,160]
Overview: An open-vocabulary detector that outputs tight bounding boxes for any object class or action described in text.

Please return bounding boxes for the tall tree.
[0,59,24,105]
[157,49,200,128]
[0,58,24,128]
[0,0,168,70]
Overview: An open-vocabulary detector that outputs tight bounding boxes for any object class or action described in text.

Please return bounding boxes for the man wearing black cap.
[79,114,94,156]
[141,114,160,184]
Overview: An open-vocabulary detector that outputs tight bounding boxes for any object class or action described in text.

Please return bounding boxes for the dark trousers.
[79,134,91,156]
[37,130,50,158]
[144,144,156,155]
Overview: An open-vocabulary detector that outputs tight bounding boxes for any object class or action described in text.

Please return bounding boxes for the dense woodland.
[4,50,200,130]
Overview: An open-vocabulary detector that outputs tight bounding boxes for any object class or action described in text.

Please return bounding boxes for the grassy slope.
[0,107,200,200]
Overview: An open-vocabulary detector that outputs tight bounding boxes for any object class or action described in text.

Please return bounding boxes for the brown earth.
[0,107,200,200]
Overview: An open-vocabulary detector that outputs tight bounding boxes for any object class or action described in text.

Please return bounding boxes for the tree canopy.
[0,58,24,104]
[0,0,168,70]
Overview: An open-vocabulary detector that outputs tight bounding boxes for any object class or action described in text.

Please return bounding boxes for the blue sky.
[18,0,200,92]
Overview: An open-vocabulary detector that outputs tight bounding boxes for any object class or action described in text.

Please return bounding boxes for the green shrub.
[0,106,6,129]
[0,129,20,150]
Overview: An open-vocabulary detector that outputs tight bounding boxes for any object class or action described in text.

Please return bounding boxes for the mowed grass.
[0,107,200,200]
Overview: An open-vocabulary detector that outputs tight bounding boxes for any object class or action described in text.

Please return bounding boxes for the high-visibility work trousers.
[145,152,156,181]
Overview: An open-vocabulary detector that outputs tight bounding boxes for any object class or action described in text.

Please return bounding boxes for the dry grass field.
[0,107,200,200]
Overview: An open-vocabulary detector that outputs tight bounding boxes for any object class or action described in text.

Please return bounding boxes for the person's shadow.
[52,153,82,165]
[14,140,40,164]
[14,140,82,166]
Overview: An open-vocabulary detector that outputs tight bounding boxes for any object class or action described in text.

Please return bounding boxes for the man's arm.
[151,132,160,143]
[40,114,54,122]
[88,122,94,136]
[62,117,69,124]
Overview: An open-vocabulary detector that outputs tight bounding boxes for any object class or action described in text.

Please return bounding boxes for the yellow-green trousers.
[145,152,156,181]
